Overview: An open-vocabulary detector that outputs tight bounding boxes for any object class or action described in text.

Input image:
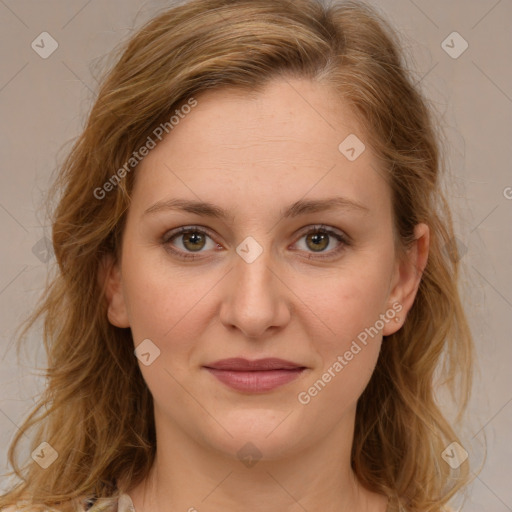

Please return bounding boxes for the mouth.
[203,358,307,393]
[204,357,305,371]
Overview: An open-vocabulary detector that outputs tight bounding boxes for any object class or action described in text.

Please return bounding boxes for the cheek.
[122,262,214,398]
[296,277,386,412]
[296,254,392,391]
[121,251,218,348]
[304,259,393,342]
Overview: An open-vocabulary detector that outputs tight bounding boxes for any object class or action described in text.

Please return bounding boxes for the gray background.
[0,0,511,510]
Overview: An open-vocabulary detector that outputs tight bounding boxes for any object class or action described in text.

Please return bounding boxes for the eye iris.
[306,232,329,252]
[183,232,205,251]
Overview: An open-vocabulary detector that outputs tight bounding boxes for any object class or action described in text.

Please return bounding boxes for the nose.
[219,247,291,339]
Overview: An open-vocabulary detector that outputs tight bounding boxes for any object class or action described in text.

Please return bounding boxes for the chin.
[200,412,310,462]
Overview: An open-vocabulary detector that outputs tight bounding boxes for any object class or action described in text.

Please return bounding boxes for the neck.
[125,406,388,512]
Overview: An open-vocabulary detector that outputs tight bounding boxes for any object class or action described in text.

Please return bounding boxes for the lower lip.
[204,368,305,392]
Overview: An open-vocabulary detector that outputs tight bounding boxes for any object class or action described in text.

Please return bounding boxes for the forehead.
[131,77,389,217]
[169,78,364,151]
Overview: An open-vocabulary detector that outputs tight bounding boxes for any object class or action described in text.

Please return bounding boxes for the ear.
[98,253,130,328]
[383,223,429,336]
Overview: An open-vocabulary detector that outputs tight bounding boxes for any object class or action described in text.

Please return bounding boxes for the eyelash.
[161,224,350,261]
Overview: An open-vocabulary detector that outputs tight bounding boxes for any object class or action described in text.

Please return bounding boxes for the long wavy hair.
[0,0,477,511]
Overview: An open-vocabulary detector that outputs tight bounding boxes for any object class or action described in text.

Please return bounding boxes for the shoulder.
[1,507,48,512]
[116,494,134,512]
[399,505,457,512]
[0,497,99,512]
[1,507,61,512]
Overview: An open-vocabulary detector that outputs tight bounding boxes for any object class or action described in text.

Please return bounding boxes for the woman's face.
[104,77,427,461]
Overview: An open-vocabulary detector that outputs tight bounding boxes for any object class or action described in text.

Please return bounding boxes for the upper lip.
[204,357,305,371]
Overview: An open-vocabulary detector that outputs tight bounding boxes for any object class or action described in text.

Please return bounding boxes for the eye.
[162,224,350,261]
[162,226,219,260]
[292,224,349,260]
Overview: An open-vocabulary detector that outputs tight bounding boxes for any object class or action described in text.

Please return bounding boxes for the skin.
[103,76,429,512]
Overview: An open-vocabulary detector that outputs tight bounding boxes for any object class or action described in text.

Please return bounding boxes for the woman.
[0,0,474,511]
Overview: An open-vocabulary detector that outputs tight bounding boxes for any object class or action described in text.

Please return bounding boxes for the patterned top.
[115,494,135,512]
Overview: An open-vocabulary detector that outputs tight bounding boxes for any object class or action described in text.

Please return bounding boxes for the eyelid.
[294,224,350,243]
[161,224,217,244]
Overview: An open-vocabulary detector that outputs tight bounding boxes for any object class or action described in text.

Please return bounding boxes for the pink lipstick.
[203,357,306,392]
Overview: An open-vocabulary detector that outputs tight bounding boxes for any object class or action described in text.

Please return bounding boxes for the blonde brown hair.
[1,0,476,511]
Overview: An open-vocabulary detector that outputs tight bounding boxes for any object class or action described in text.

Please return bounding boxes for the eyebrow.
[143,196,369,220]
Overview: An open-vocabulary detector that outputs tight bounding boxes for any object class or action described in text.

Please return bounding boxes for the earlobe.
[99,253,130,328]
[383,223,430,336]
